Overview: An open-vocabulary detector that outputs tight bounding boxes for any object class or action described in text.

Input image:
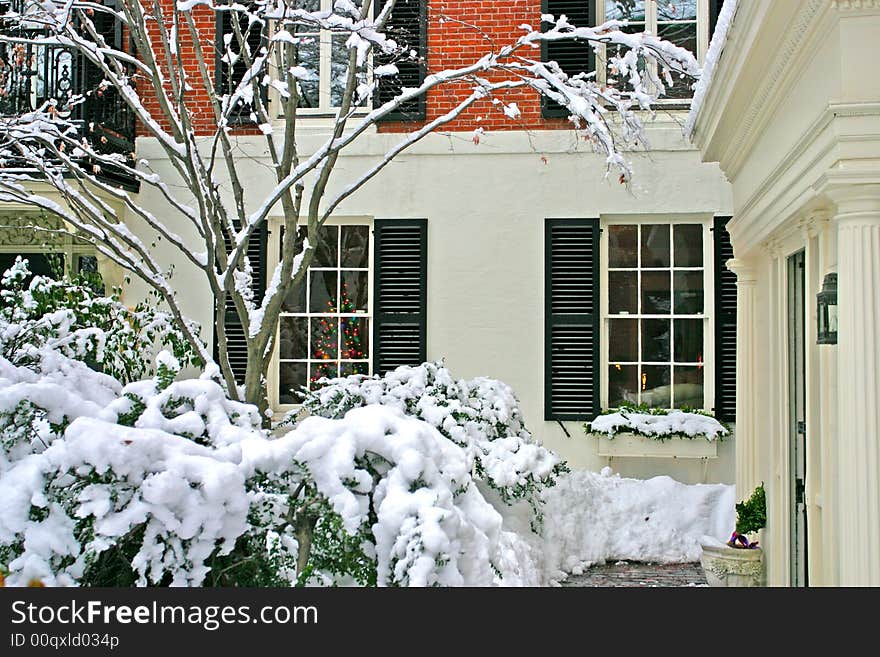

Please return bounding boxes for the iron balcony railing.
[0,0,137,188]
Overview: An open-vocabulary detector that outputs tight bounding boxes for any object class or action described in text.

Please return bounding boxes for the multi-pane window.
[283,0,367,111]
[598,0,708,101]
[605,223,706,408]
[277,225,371,404]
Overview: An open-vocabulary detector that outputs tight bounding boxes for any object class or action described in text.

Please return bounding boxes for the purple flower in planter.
[727,532,759,549]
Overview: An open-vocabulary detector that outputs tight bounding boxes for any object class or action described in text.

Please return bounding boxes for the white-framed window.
[272,0,369,115]
[601,218,713,409]
[597,0,711,102]
[273,221,372,405]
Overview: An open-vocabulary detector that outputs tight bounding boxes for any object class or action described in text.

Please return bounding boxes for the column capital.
[815,178,880,224]
[726,258,759,283]
[760,237,782,259]
[797,207,832,239]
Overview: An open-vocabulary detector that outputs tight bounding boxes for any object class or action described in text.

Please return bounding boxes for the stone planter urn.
[699,541,764,587]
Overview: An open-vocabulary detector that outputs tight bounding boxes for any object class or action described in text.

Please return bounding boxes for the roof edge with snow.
[685,0,739,137]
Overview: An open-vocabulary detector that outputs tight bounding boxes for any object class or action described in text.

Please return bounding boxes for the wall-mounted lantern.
[817,273,837,345]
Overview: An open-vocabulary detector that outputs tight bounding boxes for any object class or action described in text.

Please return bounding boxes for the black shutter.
[714,216,736,422]
[214,223,268,386]
[216,4,265,120]
[374,0,427,121]
[709,0,726,41]
[373,218,427,374]
[77,4,121,112]
[545,218,600,420]
[541,0,595,119]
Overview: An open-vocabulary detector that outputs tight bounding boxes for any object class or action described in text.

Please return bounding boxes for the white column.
[829,183,880,586]
[726,258,761,500]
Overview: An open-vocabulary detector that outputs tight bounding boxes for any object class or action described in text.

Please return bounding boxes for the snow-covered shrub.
[243,405,540,587]
[0,276,545,587]
[0,257,199,384]
[0,350,540,586]
[298,362,569,527]
[0,353,260,587]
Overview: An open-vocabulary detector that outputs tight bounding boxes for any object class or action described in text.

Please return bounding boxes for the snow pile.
[299,362,568,524]
[507,468,735,581]
[586,408,729,441]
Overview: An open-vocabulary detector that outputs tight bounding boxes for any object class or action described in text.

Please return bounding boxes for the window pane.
[279,316,308,359]
[310,361,338,387]
[310,317,338,360]
[673,271,703,314]
[606,23,646,94]
[657,0,697,21]
[312,225,338,267]
[341,225,369,268]
[673,366,704,409]
[674,319,703,363]
[658,21,697,54]
[608,271,637,314]
[340,361,369,377]
[657,22,697,98]
[76,255,104,294]
[606,1,646,22]
[608,225,637,268]
[641,365,671,407]
[673,224,702,267]
[282,279,306,312]
[341,317,369,360]
[609,319,638,362]
[309,270,338,313]
[77,255,98,274]
[331,34,367,107]
[642,319,671,362]
[279,361,307,404]
[340,270,368,312]
[641,271,671,314]
[641,224,670,267]
[294,35,320,109]
[609,364,639,406]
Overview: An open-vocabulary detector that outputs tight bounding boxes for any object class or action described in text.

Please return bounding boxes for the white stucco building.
[689,0,880,586]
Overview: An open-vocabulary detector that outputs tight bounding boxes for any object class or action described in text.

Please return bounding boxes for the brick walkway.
[561,561,708,587]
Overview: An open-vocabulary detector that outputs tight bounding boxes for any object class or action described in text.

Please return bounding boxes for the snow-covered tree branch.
[0,0,700,416]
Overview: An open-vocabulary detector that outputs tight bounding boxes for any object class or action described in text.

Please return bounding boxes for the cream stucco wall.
[125,117,735,485]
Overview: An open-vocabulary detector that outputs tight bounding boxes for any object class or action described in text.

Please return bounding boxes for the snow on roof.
[685,0,739,137]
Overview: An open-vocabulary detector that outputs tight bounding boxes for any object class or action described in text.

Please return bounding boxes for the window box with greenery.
[584,404,728,458]
[700,484,766,587]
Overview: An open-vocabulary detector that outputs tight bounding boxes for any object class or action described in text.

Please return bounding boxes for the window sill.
[590,431,718,459]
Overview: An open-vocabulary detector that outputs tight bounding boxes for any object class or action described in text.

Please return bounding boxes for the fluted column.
[829,183,880,586]
[727,258,761,500]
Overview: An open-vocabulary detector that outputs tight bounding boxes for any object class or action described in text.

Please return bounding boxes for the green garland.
[583,404,730,443]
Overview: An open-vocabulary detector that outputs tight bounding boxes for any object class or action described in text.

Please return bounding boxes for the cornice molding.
[721,0,827,180]
[725,102,880,254]
[830,0,880,13]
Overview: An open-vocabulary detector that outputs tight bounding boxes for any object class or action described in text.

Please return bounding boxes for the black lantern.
[817,273,837,345]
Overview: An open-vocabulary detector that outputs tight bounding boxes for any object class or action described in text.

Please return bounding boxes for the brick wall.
[138,0,563,137]
[379,0,568,133]
[136,0,261,137]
